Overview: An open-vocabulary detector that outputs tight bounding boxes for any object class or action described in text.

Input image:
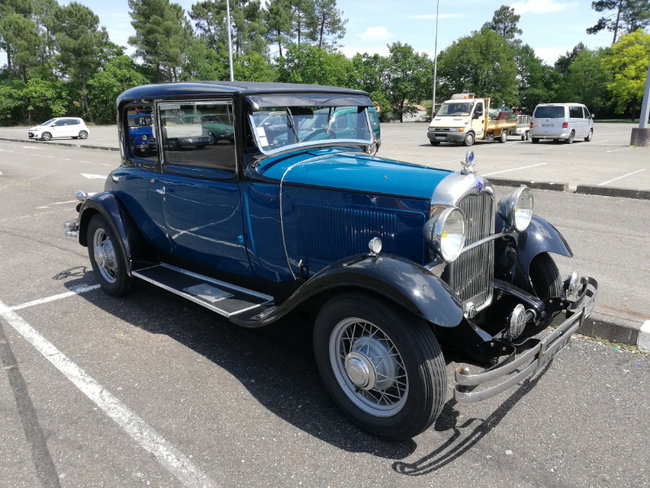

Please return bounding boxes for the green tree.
[381,42,433,122]
[289,0,316,46]
[276,43,352,86]
[234,51,276,81]
[348,53,384,94]
[265,0,292,57]
[88,53,149,123]
[514,44,552,112]
[601,29,650,116]
[0,12,41,82]
[587,0,650,44]
[53,2,109,121]
[128,0,192,82]
[311,0,346,48]
[181,39,229,80]
[437,28,517,106]
[483,5,522,43]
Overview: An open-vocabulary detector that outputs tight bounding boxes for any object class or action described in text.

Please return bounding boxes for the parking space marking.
[9,285,100,311]
[0,294,217,488]
[81,173,108,179]
[598,168,646,186]
[483,162,547,177]
[606,147,633,153]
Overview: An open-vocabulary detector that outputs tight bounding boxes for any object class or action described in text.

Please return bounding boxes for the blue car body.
[66,82,597,440]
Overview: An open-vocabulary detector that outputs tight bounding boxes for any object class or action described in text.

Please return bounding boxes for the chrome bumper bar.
[454,276,598,403]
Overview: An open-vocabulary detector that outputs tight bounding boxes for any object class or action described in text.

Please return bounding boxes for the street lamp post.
[431,0,440,120]
[226,0,234,81]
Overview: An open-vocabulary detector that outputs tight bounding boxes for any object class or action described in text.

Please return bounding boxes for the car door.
[51,119,68,138]
[157,99,251,277]
[471,101,485,138]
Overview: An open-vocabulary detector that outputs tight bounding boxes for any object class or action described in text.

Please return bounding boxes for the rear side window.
[534,106,564,118]
[124,104,158,164]
[159,100,236,173]
[569,106,582,118]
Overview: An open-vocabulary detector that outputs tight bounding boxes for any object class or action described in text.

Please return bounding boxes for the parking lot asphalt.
[0,123,648,351]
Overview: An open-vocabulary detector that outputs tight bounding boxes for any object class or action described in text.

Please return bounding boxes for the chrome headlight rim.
[498,186,534,232]
[423,206,467,263]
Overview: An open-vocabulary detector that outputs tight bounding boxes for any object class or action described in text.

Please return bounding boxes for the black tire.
[584,129,593,142]
[565,131,574,144]
[41,132,52,141]
[529,252,562,299]
[313,293,447,440]
[79,130,88,139]
[429,140,440,146]
[532,137,539,144]
[87,214,131,297]
[463,132,475,146]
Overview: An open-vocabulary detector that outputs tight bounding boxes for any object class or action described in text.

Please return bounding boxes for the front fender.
[498,214,573,274]
[232,254,463,328]
[78,192,136,274]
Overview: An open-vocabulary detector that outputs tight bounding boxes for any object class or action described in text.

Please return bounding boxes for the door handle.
[155,186,166,195]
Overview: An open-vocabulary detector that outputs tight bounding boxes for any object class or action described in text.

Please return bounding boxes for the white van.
[530,103,593,144]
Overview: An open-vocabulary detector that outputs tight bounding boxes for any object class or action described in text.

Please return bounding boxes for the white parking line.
[483,162,547,177]
[605,147,633,153]
[81,173,108,179]
[0,291,216,488]
[598,168,646,186]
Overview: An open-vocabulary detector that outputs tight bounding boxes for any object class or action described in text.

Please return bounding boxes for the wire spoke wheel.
[330,317,408,417]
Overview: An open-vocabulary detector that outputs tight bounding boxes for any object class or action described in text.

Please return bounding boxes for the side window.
[569,106,582,118]
[55,120,67,126]
[583,107,591,119]
[159,100,236,172]
[124,104,158,163]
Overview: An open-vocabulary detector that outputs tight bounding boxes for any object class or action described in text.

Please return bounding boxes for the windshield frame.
[436,102,474,117]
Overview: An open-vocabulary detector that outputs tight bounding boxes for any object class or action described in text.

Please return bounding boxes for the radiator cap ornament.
[461,150,476,175]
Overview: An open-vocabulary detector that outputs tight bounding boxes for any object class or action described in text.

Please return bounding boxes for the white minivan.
[530,103,593,144]
[28,117,89,141]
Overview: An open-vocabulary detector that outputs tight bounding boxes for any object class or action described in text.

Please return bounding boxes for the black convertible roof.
[117,81,370,107]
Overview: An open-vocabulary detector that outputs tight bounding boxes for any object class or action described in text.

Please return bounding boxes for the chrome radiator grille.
[444,192,495,308]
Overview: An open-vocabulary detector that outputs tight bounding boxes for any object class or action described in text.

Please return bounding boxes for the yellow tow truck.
[427,93,516,146]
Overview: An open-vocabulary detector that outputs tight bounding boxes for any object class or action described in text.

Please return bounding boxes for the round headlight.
[498,186,534,232]
[141,134,148,141]
[423,207,466,263]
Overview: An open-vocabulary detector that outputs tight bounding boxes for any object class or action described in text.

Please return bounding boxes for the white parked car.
[530,103,593,144]
[28,117,89,141]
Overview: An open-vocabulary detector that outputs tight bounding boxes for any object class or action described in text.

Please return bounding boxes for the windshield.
[249,105,373,154]
[436,102,473,116]
[534,106,565,118]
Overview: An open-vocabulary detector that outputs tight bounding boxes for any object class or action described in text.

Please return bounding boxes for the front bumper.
[428,128,466,143]
[454,276,598,403]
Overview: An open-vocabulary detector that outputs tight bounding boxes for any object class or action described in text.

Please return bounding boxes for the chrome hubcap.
[93,228,117,283]
[330,318,408,417]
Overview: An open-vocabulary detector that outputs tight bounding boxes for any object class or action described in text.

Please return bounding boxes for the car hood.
[29,125,45,131]
[256,148,452,200]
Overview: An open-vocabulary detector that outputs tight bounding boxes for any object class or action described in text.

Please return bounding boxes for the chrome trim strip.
[460,231,511,253]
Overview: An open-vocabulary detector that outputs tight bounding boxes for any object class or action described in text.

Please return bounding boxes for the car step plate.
[132,263,273,318]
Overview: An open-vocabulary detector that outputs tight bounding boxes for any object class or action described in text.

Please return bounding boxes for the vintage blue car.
[65,82,597,440]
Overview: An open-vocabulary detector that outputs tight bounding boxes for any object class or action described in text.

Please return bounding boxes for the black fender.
[497,214,573,275]
[232,253,463,328]
[78,192,140,275]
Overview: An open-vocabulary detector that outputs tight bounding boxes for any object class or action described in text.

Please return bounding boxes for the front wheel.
[87,214,131,297]
[463,132,475,146]
[565,131,575,144]
[313,294,447,440]
[429,140,440,146]
[584,129,593,142]
[41,132,52,141]
[532,137,540,144]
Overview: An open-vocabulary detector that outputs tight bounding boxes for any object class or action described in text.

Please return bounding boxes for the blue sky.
[58,0,617,65]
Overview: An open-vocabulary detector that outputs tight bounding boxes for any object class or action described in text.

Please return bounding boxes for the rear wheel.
[565,131,575,144]
[87,214,131,297]
[313,294,447,440]
[79,130,88,139]
[499,130,507,143]
[532,137,539,144]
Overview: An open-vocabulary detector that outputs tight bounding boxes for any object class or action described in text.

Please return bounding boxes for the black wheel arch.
[232,254,464,329]
[78,192,148,275]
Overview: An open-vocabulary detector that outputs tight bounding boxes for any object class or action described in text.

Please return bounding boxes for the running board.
[132,263,273,319]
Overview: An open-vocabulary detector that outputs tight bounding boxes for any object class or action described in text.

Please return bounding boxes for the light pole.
[226,0,234,81]
[431,0,440,119]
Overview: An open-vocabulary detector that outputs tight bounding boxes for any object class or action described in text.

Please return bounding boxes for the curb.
[0,136,119,152]
[578,311,649,352]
